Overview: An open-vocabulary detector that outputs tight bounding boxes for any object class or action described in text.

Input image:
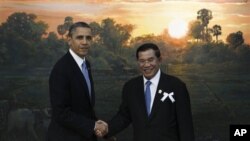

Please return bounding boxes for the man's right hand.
[94,120,108,137]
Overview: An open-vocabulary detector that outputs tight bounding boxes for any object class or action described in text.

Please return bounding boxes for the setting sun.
[168,19,188,39]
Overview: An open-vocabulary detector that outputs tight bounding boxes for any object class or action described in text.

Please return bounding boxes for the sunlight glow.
[168,18,188,39]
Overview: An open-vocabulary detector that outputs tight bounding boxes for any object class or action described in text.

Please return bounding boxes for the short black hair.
[136,43,161,59]
[67,22,91,37]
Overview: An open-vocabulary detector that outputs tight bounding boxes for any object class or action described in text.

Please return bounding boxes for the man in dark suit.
[48,22,108,141]
[97,43,194,141]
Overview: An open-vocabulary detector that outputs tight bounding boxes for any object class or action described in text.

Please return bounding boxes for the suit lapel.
[67,52,93,105]
[86,60,95,106]
[149,73,171,119]
[136,77,150,120]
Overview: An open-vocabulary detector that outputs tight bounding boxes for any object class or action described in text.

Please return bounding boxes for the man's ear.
[67,37,72,46]
[159,56,162,63]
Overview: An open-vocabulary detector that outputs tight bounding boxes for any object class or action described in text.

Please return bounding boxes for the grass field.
[0,64,249,141]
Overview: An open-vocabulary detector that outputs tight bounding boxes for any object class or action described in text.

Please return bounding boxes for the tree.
[0,43,8,64]
[226,31,244,48]
[188,20,203,42]
[197,8,213,42]
[100,18,134,54]
[0,12,48,65]
[100,18,117,53]
[47,32,59,43]
[64,16,73,31]
[57,24,66,39]
[89,22,102,41]
[56,16,73,39]
[0,12,48,42]
[212,24,222,43]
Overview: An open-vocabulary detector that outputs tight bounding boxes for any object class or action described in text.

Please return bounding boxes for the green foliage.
[0,12,48,42]
[197,8,213,42]
[0,12,67,67]
[57,16,74,39]
[89,42,129,71]
[57,24,66,38]
[197,8,213,27]
[189,9,222,43]
[226,31,244,48]
[89,22,101,39]
[183,42,250,64]
[90,18,134,55]
[36,32,67,66]
[0,43,8,64]
[188,20,203,42]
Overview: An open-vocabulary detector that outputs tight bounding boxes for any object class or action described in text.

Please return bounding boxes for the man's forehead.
[138,50,156,59]
[72,27,91,35]
[139,49,155,55]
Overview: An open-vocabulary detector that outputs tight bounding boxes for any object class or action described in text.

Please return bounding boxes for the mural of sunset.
[1,0,250,43]
[0,1,250,141]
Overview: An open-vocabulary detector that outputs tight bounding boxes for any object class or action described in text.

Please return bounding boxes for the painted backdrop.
[0,0,250,141]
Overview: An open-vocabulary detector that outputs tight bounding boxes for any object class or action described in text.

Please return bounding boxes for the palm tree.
[197,8,213,42]
[212,24,222,43]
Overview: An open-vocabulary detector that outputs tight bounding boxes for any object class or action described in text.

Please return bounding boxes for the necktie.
[81,62,91,98]
[145,81,152,116]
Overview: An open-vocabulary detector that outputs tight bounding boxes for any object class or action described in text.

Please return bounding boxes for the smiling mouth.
[144,69,152,73]
[79,48,89,50]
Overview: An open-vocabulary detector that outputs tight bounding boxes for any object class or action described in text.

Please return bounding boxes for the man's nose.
[143,61,151,67]
[81,38,87,44]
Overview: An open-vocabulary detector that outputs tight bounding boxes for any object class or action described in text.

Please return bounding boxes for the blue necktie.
[145,81,152,116]
[82,62,91,98]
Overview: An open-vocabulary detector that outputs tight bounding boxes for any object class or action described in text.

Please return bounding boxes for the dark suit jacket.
[48,52,97,141]
[108,71,194,141]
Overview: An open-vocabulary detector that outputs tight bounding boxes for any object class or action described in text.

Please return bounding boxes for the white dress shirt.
[143,69,161,112]
[69,49,86,71]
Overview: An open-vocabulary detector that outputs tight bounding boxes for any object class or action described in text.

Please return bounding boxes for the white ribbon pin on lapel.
[158,90,175,103]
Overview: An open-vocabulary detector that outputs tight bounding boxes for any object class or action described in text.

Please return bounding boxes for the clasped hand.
[94,120,108,137]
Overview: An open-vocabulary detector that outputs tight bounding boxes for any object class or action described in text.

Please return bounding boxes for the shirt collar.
[143,69,161,86]
[69,49,86,68]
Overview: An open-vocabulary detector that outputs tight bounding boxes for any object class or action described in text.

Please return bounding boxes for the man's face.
[68,27,92,58]
[137,49,161,80]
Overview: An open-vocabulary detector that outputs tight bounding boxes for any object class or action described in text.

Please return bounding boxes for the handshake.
[94,120,116,141]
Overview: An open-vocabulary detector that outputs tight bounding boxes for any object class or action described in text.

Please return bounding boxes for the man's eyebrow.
[75,35,92,38]
[138,57,154,61]
[76,35,84,38]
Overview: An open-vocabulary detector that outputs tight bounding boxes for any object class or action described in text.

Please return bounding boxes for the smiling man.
[97,43,195,141]
[48,22,108,141]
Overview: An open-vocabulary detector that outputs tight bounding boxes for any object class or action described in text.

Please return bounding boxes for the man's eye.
[86,36,92,41]
[148,58,154,62]
[76,36,84,40]
[76,36,92,40]
[138,60,145,64]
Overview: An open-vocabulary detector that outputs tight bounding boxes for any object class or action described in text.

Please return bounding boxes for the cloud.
[3,0,249,3]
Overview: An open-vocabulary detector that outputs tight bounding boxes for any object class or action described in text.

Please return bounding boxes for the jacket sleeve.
[106,82,132,137]
[175,82,195,141]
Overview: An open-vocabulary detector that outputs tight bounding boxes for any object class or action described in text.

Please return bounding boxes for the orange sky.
[0,0,250,43]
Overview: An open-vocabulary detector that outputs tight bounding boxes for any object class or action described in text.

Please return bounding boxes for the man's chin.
[79,52,88,57]
[143,74,153,79]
